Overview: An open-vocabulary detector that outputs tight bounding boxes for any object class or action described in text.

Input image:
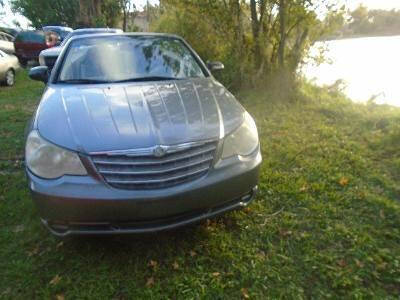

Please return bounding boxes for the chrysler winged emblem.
[153,146,166,158]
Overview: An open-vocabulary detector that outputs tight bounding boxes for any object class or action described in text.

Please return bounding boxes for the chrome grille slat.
[90,141,218,190]
[98,156,213,176]
[92,144,216,166]
[106,166,210,185]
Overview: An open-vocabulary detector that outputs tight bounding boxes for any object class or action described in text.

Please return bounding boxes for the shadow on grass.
[49,213,243,260]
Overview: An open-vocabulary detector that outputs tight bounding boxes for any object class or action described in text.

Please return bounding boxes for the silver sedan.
[0,50,19,86]
[26,33,261,236]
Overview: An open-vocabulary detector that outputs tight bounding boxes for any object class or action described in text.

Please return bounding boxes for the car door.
[0,51,7,80]
[0,34,7,53]
[3,33,15,53]
[29,31,47,59]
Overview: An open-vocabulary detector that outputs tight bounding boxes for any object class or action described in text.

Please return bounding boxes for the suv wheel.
[18,57,27,67]
[5,69,15,86]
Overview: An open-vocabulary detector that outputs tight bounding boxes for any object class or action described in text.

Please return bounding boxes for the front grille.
[91,141,218,190]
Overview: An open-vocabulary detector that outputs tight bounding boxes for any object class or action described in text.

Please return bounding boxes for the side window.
[15,34,25,43]
[32,32,45,43]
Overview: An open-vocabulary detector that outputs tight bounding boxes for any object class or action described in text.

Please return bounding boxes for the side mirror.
[207,61,224,72]
[29,66,49,83]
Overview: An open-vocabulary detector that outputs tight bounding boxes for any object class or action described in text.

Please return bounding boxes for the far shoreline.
[322,33,400,42]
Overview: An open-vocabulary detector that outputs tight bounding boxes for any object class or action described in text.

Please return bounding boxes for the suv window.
[15,31,45,43]
[30,32,45,43]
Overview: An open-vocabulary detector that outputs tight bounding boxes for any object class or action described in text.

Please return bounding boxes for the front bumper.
[27,150,261,236]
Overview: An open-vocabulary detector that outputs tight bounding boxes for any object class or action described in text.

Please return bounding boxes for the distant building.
[118,11,150,32]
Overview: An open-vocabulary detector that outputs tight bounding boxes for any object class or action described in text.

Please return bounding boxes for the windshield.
[60,30,121,46]
[57,35,207,83]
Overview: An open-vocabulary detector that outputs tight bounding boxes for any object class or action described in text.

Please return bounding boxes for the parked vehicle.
[39,28,123,70]
[42,26,73,43]
[14,28,65,66]
[0,31,15,54]
[26,33,261,236]
[14,30,48,66]
[0,50,19,86]
[0,27,19,37]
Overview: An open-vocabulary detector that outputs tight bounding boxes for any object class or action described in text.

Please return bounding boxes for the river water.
[303,35,400,107]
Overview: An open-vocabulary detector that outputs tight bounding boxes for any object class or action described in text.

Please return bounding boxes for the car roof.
[43,26,73,31]
[0,31,14,38]
[16,30,45,36]
[68,32,182,42]
[73,28,122,32]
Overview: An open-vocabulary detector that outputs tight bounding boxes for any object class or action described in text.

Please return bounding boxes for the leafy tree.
[152,0,344,89]
[349,4,371,34]
[0,1,4,19]
[334,6,400,38]
[10,0,79,28]
[120,0,136,32]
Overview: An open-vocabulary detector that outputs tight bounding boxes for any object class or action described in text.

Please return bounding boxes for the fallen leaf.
[12,225,25,233]
[55,294,65,300]
[256,251,266,260]
[49,275,61,285]
[190,250,197,257]
[299,185,308,192]
[148,260,158,269]
[172,261,179,270]
[146,277,154,287]
[377,262,388,270]
[355,259,364,268]
[339,177,349,186]
[243,207,251,213]
[212,272,220,277]
[1,288,11,296]
[241,288,250,299]
[27,246,40,257]
[337,259,346,267]
[280,230,292,237]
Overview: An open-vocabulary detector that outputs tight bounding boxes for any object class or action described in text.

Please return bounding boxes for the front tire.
[5,69,15,86]
[18,57,27,67]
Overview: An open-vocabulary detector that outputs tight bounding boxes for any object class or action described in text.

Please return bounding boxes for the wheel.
[5,69,15,86]
[18,57,27,67]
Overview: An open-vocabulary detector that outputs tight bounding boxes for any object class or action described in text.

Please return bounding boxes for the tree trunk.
[278,0,286,68]
[231,0,244,85]
[289,28,309,71]
[123,11,127,31]
[79,0,89,26]
[78,0,103,27]
[250,0,263,69]
[250,0,268,72]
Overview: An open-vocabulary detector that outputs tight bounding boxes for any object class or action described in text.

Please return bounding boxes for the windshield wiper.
[112,76,181,83]
[57,79,111,84]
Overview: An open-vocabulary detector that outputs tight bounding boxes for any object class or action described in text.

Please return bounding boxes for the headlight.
[25,130,87,179]
[221,112,259,159]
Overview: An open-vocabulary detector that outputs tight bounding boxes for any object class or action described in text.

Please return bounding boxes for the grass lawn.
[0,70,399,299]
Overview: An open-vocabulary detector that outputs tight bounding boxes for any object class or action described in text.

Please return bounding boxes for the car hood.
[36,78,245,153]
